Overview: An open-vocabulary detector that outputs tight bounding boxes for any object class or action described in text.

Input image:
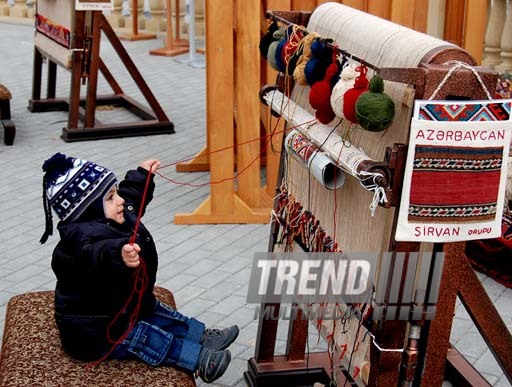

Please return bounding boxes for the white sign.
[395,100,512,243]
[75,0,113,11]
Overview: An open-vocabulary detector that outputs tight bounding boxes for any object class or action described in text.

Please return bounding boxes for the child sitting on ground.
[40,152,238,383]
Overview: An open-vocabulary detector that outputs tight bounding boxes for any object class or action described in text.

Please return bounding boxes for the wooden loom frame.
[173,0,273,225]
[29,9,175,142]
[246,9,512,387]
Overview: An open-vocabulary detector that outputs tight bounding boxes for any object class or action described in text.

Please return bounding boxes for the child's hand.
[140,159,160,173]
[122,243,141,268]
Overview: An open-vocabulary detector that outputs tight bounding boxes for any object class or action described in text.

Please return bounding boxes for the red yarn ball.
[342,66,369,123]
[309,63,339,124]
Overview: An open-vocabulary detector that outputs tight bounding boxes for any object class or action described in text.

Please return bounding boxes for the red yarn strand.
[86,171,153,369]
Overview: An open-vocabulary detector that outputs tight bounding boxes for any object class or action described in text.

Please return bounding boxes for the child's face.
[104,186,125,224]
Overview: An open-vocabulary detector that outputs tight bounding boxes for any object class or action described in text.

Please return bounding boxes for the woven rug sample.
[396,99,512,243]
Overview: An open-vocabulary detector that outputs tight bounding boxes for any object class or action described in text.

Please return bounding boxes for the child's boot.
[197,347,231,383]
[201,325,239,350]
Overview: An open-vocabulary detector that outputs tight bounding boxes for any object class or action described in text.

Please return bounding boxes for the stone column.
[8,0,27,18]
[145,0,165,33]
[26,0,34,18]
[0,0,10,16]
[482,0,506,69]
[496,0,512,73]
[105,0,126,28]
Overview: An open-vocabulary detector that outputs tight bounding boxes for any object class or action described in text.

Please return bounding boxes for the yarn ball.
[309,63,339,124]
[330,64,358,119]
[282,28,303,67]
[287,45,303,76]
[274,39,287,73]
[343,66,370,124]
[259,21,279,58]
[310,38,326,56]
[355,75,395,132]
[304,38,333,86]
[292,33,319,85]
[305,58,328,86]
[267,40,281,71]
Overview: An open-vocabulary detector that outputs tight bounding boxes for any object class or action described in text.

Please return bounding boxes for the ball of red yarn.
[309,63,339,124]
[342,65,369,123]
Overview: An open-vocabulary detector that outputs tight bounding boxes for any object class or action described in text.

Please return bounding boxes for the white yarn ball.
[330,63,358,119]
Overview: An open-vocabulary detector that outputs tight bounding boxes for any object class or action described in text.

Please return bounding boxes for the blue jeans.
[109,301,205,371]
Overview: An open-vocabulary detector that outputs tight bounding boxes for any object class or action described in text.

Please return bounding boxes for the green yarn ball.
[355,75,395,132]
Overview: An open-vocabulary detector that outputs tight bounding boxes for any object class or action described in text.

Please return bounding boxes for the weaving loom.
[247,3,512,386]
[29,0,174,141]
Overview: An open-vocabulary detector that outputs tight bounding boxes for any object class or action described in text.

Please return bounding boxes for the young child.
[40,152,238,383]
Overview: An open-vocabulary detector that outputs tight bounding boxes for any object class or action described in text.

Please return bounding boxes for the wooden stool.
[0,84,15,145]
[0,287,196,387]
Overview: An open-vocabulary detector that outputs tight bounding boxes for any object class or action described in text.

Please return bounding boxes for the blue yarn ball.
[310,38,325,56]
[274,39,287,73]
[305,58,330,86]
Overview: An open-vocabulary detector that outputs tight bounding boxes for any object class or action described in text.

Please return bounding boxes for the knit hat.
[40,152,117,244]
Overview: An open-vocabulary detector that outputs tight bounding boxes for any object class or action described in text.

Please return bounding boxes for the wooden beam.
[342,0,367,12]
[443,0,465,47]
[391,0,415,29]
[413,0,428,33]
[291,0,317,11]
[368,0,391,20]
[236,0,267,208]
[463,0,487,64]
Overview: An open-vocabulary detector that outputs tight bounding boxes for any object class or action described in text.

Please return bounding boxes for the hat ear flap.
[40,174,53,244]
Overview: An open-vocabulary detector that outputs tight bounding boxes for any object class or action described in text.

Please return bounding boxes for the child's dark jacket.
[51,167,158,361]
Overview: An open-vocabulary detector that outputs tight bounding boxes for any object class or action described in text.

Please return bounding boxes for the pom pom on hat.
[342,65,369,124]
[309,62,340,124]
[355,74,395,132]
[40,153,117,244]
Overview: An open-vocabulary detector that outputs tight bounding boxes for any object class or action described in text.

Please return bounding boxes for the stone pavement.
[0,21,510,387]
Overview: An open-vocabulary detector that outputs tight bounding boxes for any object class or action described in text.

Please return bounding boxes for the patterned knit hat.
[40,153,117,244]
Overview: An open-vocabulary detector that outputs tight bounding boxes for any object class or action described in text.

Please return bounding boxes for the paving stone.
[453,331,488,360]
[172,284,207,305]
[474,349,504,379]
[494,374,512,387]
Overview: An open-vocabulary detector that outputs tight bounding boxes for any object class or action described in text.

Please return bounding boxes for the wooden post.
[149,0,189,56]
[236,0,273,210]
[368,0,391,19]
[291,0,316,10]
[463,0,488,64]
[119,0,157,41]
[443,0,465,47]
[341,0,367,11]
[391,0,428,32]
[263,0,292,203]
[174,0,270,224]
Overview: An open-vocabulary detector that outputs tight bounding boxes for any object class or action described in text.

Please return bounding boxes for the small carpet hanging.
[396,99,512,243]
